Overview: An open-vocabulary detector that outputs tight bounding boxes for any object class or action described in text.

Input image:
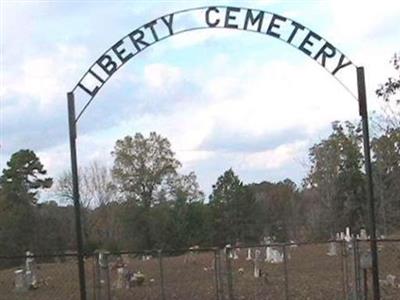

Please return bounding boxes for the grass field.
[1,241,399,299]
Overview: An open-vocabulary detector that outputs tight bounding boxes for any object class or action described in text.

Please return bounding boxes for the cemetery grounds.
[0,240,399,300]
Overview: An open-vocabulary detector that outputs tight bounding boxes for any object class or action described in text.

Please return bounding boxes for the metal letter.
[205,7,220,27]
[244,9,264,32]
[332,54,352,75]
[161,14,174,35]
[96,54,118,76]
[298,31,322,56]
[266,14,287,38]
[224,6,241,29]
[128,29,150,52]
[314,42,336,67]
[287,20,305,44]
[112,40,133,63]
[78,82,99,97]
[144,19,159,41]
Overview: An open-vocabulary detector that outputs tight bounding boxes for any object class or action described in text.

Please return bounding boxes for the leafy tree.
[251,179,302,242]
[373,51,400,234]
[372,127,400,234]
[1,149,52,204]
[112,132,181,207]
[304,121,366,237]
[111,132,181,249]
[376,52,400,129]
[209,169,262,246]
[0,150,52,257]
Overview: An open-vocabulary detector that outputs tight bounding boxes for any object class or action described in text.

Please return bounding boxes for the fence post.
[344,240,350,298]
[340,240,348,299]
[363,269,368,300]
[158,250,166,300]
[214,249,220,300]
[217,249,225,299]
[353,238,361,300]
[103,253,111,300]
[225,246,234,300]
[94,252,101,300]
[283,244,289,300]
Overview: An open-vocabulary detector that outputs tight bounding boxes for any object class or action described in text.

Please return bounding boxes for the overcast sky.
[1,0,399,198]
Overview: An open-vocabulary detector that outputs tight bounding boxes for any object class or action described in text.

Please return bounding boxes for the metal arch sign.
[72,6,357,119]
[68,6,381,300]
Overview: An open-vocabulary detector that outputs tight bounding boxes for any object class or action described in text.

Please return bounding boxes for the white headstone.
[116,267,125,289]
[360,229,368,240]
[345,227,352,242]
[233,249,239,260]
[14,269,26,291]
[254,250,261,278]
[327,242,337,256]
[246,248,252,261]
[265,247,283,263]
[25,251,37,287]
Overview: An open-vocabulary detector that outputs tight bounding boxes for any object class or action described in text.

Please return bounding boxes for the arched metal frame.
[67,6,380,299]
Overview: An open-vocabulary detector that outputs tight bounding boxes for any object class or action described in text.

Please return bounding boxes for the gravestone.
[14,269,26,292]
[25,251,37,288]
[246,248,252,261]
[233,248,239,260]
[327,242,337,256]
[265,246,283,263]
[360,229,368,240]
[253,249,261,278]
[345,227,352,242]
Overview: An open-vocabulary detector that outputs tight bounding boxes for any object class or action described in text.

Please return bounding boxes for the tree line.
[1,53,399,257]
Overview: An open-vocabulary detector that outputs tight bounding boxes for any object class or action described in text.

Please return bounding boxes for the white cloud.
[328,0,400,43]
[3,44,88,113]
[143,63,182,89]
[238,140,307,170]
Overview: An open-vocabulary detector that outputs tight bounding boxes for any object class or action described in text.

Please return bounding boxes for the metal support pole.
[217,249,224,299]
[363,269,368,300]
[356,66,380,299]
[158,250,166,300]
[68,92,87,300]
[225,247,234,300]
[214,249,220,300]
[340,240,347,299]
[283,245,289,300]
[353,238,361,299]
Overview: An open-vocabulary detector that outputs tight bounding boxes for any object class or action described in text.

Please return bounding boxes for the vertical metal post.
[340,241,347,299]
[217,249,224,299]
[225,247,234,300]
[283,245,289,300]
[158,250,166,300]
[353,238,361,299]
[104,253,111,300]
[344,240,350,297]
[214,249,220,300]
[68,92,87,300]
[357,67,380,299]
[363,269,368,300]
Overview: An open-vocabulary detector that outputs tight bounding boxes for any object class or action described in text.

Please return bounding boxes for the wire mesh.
[0,254,80,300]
[0,240,399,299]
[161,248,217,300]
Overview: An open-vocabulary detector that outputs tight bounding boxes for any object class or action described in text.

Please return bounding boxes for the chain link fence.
[0,239,399,299]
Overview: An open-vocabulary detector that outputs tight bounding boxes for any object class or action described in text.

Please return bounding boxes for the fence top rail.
[1,238,399,260]
[0,252,79,260]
